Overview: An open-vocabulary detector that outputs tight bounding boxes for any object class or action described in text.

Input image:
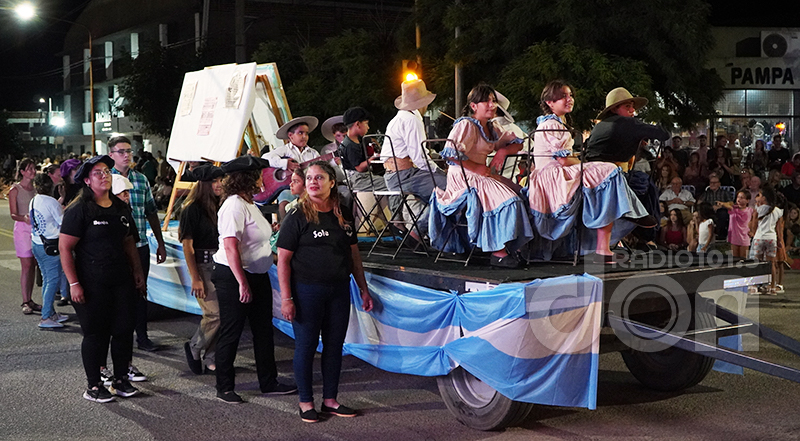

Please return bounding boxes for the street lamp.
[14,2,96,154]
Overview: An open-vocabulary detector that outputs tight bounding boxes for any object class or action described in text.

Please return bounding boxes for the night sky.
[0,0,796,112]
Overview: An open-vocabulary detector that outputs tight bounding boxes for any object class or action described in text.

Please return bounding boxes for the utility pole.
[454,0,462,115]
[235,0,245,63]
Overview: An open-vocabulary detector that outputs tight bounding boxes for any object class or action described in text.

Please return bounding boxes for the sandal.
[21,303,33,315]
[26,300,42,313]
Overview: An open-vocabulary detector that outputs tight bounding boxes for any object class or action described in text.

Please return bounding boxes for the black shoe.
[57,296,70,307]
[628,214,658,228]
[137,339,160,352]
[216,390,243,404]
[110,379,140,398]
[184,342,203,375]
[299,407,319,423]
[260,381,298,395]
[204,366,216,375]
[320,403,357,417]
[490,253,521,268]
[83,384,115,403]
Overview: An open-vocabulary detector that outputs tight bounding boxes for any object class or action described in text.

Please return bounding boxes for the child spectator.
[658,208,687,251]
[695,202,715,253]
[749,185,784,295]
[721,190,754,259]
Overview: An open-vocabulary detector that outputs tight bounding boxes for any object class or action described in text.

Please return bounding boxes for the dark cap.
[60,158,82,178]
[221,155,271,173]
[343,107,371,126]
[190,163,225,182]
[74,155,115,182]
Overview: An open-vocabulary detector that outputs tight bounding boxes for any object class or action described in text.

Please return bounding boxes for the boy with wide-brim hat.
[262,116,320,172]
[586,87,670,169]
[382,78,446,239]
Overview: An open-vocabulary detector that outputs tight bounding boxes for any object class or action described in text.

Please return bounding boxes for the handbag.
[30,196,60,256]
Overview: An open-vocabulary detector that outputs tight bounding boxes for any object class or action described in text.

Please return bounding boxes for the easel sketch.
[162,62,293,230]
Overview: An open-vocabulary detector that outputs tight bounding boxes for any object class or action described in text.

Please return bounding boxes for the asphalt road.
[1,198,799,441]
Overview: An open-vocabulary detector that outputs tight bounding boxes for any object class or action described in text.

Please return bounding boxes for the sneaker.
[320,403,357,417]
[260,381,298,395]
[137,339,160,352]
[110,379,140,398]
[128,365,147,382]
[38,317,64,329]
[53,313,69,323]
[100,367,114,386]
[83,385,115,403]
[299,407,319,423]
[216,390,243,404]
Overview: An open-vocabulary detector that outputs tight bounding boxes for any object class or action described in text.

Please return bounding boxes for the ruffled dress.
[429,118,533,253]
[525,115,649,257]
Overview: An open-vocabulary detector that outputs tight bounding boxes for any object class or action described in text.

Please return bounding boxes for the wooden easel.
[161,67,293,231]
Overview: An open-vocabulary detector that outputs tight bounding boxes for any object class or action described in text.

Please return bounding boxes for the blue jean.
[32,243,68,319]
[384,168,447,234]
[291,280,351,403]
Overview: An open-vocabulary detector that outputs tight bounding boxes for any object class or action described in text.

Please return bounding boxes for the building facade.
[707,27,799,152]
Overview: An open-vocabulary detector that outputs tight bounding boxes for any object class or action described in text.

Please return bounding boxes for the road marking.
[0,259,21,271]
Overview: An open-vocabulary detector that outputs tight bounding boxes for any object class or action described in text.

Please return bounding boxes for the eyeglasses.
[111,149,133,155]
[91,169,112,177]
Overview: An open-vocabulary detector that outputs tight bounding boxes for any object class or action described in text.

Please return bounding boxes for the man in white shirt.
[659,176,695,223]
[382,78,446,238]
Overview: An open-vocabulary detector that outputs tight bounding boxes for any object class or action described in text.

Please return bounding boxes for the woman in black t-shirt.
[277,161,374,423]
[179,164,224,375]
[60,155,145,403]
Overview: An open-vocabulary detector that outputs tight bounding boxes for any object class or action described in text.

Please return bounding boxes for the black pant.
[212,264,278,393]
[135,245,151,344]
[72,264,138,387]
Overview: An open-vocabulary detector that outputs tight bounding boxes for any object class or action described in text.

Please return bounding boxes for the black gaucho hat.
[190,163,225,182]
[221,155,271,173]
[342,107,372,126]
[75,155,115,182]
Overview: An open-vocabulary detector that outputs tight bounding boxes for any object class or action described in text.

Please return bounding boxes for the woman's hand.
[191,279,206,299]
[281,299,295,322]
[71,283,85,304]
[489,151,507,175]
[239,283,252,304]
[360,290,374,312]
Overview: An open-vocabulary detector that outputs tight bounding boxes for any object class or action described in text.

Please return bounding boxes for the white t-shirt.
[214,195,273,274]
[29,195,63,244]
[697,218,715,251]
[754,205,784,241]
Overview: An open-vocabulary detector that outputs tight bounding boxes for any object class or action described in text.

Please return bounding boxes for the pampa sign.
[709,57,799,90]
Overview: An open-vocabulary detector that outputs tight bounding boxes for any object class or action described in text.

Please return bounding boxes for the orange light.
[404,73,418,82]
[776,122,786,131]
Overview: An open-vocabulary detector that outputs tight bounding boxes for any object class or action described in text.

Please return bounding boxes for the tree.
[119,41,207,139]
[406,0,723,130]
[252,29,403,147]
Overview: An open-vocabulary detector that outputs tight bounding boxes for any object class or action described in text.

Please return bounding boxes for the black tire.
[437,367,534,431]
[621,310,716,392]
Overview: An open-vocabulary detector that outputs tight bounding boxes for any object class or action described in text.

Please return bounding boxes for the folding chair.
[363,134,430,259]
[720,185,736,201]
[424,138,476,266]
[682,184,696,198]
[342,171,382,237]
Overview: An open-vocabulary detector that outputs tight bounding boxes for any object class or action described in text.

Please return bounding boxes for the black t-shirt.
[339,137,366,171]
[61,198,138,267]
[781,184,800,206]
[585,115,671,163]
[769,147,791,165]
[178,202,219,250]
[276,204,358,284]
